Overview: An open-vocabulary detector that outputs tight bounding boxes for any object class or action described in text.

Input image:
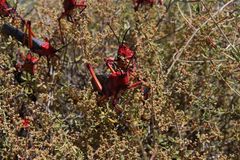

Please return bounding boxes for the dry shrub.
[0,0,239,159]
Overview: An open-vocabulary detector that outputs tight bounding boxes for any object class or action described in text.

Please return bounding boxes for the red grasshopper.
[2,21,71,61]
[58,0,87,43]
[2,21,59,60]
[2,21,70,75]
[133,0,163,11]
[86,26,149,111]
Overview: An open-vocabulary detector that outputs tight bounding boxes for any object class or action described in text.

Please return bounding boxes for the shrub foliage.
[0,0,239,159]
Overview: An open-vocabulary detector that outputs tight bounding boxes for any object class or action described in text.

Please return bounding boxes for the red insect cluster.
[133,0,163,11]
[1,0,86,84]
[1,1,151,110]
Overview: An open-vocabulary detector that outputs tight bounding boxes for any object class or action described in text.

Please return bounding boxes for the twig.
[156,0,174,27]
[154,24,185,43]
[166,0,235,76]
[187,0,193,21]
[178,59,227,64]
[177,2,195,29]
[200,0,239,60]
[216,70,240,96]
[202,52,240,96]
[139,139,148,160]
[150,145,158,160]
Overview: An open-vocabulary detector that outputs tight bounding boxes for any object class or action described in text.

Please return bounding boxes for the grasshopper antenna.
[121,27,131,45]
[126,53,136,71]
[55,39,73,52]
[107,24,120,44]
